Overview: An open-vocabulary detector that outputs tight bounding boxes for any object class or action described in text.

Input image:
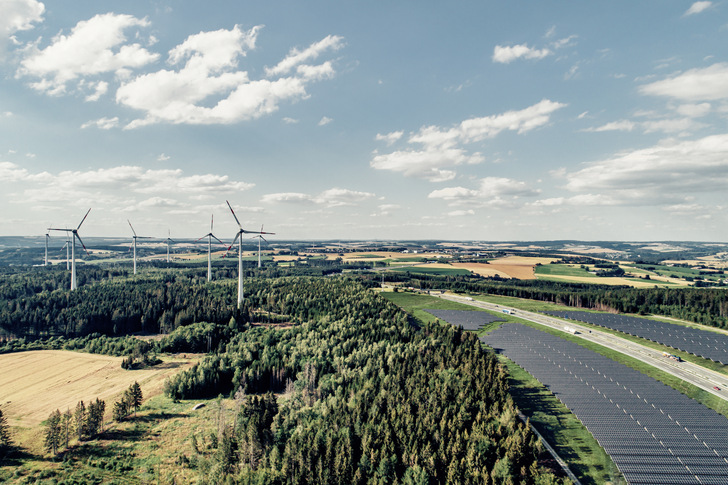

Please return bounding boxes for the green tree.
[44,409,62,455]
[0,406,12,452]
[130,381,143,416]
[73,400,86,441]
[86,398,105,437]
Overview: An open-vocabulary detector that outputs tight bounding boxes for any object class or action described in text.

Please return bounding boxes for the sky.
[1,1,728,242]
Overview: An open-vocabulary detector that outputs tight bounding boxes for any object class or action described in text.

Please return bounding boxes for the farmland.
[0,350,197,431]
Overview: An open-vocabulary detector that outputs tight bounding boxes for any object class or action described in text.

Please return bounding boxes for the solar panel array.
[482,323,728,485]
[543,310,728,364]
[424,309,503,331]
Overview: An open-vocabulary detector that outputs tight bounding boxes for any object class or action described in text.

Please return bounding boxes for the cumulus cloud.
[639,63,728,101]
[493,44,552,63]
[582,120,636,132]
[375,131,404,146]
[117,27,343,128]
[1,163,254,209]
[371,99,566,181]
[428,177,539,209]
[264,35,344,77]
[17,13,159,96]
[318,116,332,126]
[262,187,375,208]
[583,117,704,135]
[0,0,44,56]
[564,134,728,205]
[684,1,712,15]
[80,116,119,130]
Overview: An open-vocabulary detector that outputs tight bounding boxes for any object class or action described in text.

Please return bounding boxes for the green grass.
[535,264,595,277]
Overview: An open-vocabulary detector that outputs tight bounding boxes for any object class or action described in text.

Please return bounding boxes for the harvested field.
[467,256,557,280]
[0,350,197,428]
[451,263,512,279]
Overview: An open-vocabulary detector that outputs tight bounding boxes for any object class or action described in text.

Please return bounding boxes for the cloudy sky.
[1,1,727,241]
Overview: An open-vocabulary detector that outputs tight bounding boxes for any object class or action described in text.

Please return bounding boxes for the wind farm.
[47,208,91,291]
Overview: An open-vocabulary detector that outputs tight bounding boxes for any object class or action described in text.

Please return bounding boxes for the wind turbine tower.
[48,208,91,291]
[60,234,70,270]
[128,220,152,275]
[196,215,225,282]
[44,232,49,266]
[250,224,275,268]
[224,200,271,308]
[164,229,175,263]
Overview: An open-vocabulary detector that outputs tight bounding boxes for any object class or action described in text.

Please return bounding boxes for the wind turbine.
[44,231,50,266]
[128,220,152,275]
[48,208,91,291]
[224,200,270,308]
[164,229,175,263]
[60,234,70,270]
[250,224,275,268]
[196,215,226,282]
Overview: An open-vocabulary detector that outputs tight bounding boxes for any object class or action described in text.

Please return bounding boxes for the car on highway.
[713,386,721,391]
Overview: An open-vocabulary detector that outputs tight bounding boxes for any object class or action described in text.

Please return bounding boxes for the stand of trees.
[44,399,105,456]
[165,278,566,484]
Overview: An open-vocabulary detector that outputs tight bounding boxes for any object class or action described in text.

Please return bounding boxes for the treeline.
[165,278,566,484]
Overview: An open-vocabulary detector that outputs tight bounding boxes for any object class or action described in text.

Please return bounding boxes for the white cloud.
[675,102,711,118]
[639,63,728,101]
[117,28,343,128]
[282,117,299,124]
[262,187,375,208]
[375,131,403,145]
[428,177,539,209]
[83,81,108,102]
[0,0,44,56]
[684,1,712,16]
[371,99,566,181]
[564,134,728,204]
[583,120,636,132]
[318,116,333,126]
[264,35,344,77]
[80,116,119,130]
[17,13,159,96]
[493,44,551,64]
[157,153,170,162]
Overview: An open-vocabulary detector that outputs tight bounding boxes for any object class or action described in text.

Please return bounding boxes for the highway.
[438,293,728,401]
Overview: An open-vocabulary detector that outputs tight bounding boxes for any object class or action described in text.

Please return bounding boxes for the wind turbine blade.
[226,200,243,228]
[210,214,214,233]
[212,235,226,247]
[48,228,72,233]
[128,220,138,237]
[194,235,207,242]
[75,233,90,256]
[76,208,92,231]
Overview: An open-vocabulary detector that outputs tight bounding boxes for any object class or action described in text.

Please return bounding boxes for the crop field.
[388,264,471,276]
[0,350,198,430]
[535,263,681,288]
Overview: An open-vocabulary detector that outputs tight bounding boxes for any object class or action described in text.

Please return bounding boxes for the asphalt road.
[438,293,728,401]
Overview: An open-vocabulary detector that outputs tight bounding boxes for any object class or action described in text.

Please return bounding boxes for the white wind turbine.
[224,200,270,308]
[164,229,175,263]
[250,224,275,268]
[48,208,91,291]
[59,233,70,270]
[44,231,50,266]
[196,215,226,282]
[128,220,152,275]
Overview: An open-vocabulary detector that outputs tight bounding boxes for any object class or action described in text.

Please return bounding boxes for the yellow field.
[0,350,197,429]
[539,274,679,288]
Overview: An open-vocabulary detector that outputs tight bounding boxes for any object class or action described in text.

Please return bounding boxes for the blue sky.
[1,1,728,241]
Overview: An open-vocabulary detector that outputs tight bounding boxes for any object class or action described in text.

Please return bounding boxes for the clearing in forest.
[0,350,197,429]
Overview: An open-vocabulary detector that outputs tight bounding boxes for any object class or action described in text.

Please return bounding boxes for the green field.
[535,264,595,277]
[387,266,471,276]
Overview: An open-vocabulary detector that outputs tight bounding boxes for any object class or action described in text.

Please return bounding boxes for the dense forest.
[162,278,565,484]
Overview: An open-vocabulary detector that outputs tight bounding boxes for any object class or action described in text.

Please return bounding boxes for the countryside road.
[438,293,728,401]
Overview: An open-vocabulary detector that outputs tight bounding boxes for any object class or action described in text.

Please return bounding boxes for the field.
[0,350,197,433]
[535,263,684,288]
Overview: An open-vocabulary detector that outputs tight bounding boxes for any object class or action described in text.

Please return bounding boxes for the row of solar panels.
[482,323,728,485]
[424,308,503,331]
[543,310,728,364]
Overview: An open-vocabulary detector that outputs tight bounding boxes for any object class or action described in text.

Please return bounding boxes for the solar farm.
[543,310,728,364]
[424,309,504,331]
[482,323,728,485]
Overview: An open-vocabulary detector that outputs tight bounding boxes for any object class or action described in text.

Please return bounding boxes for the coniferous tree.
[130,381,143,416]
[44,409,62,455]
[0,406,12,452]
[73,401,86,441]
